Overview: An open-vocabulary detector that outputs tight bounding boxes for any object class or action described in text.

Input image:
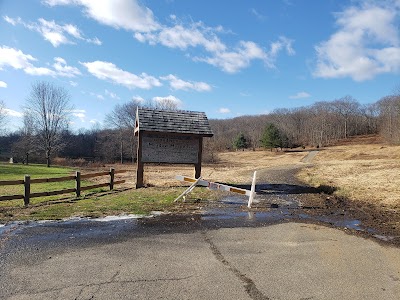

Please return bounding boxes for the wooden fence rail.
[0,168,127,206]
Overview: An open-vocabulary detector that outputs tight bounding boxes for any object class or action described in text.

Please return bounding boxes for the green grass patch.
[0,163,77,207]
[0,163,73,179]
[0,186,217,221]
[0,163,220,221]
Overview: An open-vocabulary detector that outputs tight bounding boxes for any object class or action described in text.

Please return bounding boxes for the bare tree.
[12,114,36,164]
[105,100,142,163]
[146,97,179,110]
[0,100,7,135]
[377,95,400,143]
[25,81,72,167]
[331,96,360,139]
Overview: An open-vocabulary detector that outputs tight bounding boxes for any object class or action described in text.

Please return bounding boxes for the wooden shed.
[134,108,213,188]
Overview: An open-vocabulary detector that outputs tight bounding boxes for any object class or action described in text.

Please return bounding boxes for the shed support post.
[194,138,203,179]
[136,133,144,188]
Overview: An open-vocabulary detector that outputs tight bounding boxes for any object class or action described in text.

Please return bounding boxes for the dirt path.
[170,160,400,247]
[301,150,319,163]
[255,163,400,247]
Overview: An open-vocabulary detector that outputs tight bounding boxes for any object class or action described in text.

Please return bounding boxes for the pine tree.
[260,123,281,150]
[233,133,248,150]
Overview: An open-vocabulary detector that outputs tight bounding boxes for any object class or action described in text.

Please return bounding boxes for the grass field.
[298,141,400,208]
[0,164,76,206]
[0,163,213,221]
[1,136,399,221]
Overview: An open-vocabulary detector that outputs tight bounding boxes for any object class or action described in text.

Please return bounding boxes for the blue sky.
[1,0,400,132]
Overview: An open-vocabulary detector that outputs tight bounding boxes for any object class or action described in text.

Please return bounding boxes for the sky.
[1,0,400,132]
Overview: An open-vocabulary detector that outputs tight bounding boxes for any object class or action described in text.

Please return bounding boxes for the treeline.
[209,95,400,152]
[1,95,399,165]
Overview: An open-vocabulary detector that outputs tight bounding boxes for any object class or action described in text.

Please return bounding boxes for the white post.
[247,171,257,208]
[174,177,202,202]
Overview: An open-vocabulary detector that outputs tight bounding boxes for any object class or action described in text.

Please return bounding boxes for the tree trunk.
[120,140,123,164]
[46,149,50,167]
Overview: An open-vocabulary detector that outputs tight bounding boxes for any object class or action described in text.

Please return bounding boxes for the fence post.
[24,175,30,207]
[110,168,115,190]
[76,171,81,197]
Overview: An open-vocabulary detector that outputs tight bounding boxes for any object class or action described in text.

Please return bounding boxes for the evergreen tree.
[233,133,248,150]
[260,123,281,150]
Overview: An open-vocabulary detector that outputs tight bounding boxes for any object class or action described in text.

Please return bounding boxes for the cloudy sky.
[1,0,400,131]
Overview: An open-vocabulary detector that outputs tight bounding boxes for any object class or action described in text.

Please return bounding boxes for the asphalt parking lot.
[1,215,400,300]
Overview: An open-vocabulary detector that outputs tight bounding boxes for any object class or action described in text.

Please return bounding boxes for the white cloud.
[0,46,55,76]
[4,108,23,117]
[3,16,101,47]
[70,109,86,121]
[63,23,83,39]
[132,95,145,102]
[160,74,211,91]
[87,37,102,45]
[0,47,81,78]
[250,8,266,21]
[105,89,120,99]
[43,0,160,32]
[90,92,104,100]
[314,1,400,81]
[0,46,36,70]
[3,15,20,25]
[135,22,226,53]
[53,57,81,77]
[0,81,7,88]
[195,38,294,73]
[152,95,182,108]
[42,0,294,73]
[134,14,294,73]
[24,66,56,76]
[218,107,231,114]
[69,80,78,87]
[289,91,311,99]
[81,60,162,89]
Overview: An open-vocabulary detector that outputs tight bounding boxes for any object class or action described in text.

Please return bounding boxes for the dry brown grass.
[299,143,400,207]
[117,150,306,187]
[116,140,400,209]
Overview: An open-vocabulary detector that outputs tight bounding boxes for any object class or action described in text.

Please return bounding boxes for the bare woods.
[1,93,400,165]
[209,95,400,152]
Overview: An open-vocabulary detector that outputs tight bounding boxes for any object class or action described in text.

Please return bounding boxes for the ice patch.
[93,214,143,222]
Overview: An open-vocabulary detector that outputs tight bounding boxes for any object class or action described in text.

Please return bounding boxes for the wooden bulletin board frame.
[136,132,203,188]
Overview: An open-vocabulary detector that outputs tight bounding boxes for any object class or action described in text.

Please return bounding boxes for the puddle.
[0,196,395,245]
[374,234,396,242]
[299,213,363,231]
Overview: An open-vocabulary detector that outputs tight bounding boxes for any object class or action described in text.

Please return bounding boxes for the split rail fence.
[0,168,127,206]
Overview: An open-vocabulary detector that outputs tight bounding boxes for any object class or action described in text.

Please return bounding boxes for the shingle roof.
[135,108,214,137]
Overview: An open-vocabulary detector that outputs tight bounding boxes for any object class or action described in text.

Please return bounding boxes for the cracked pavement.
[1,216,400,300]
[1,163,400,299]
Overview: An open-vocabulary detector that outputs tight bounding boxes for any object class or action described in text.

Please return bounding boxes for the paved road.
[301,150,319,163]
[1,162,400,300]
[1,216,400,300]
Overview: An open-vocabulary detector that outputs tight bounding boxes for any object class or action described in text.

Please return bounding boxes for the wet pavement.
[1,164,400,299]
[1,201,400,300]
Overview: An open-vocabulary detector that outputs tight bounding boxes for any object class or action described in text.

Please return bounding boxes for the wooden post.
[24,175,30,207]
[75,171,81,197]
[136,133,144,188]
[194,137,203,179]
[110,168,115,190]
